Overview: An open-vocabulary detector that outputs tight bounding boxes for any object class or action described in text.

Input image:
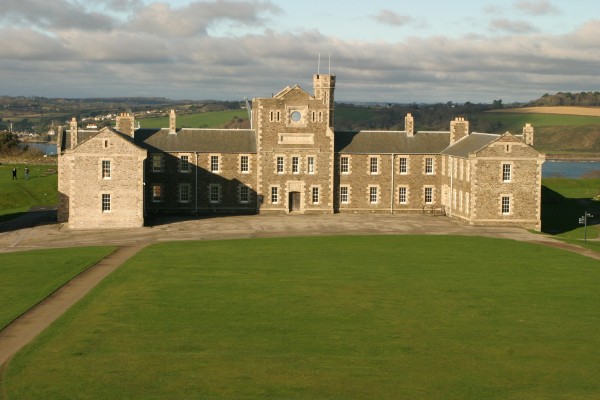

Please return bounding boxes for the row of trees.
[529,92,600,107]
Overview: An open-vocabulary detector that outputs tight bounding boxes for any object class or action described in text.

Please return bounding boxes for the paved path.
[0,212,598,371]
[0,244,145,367]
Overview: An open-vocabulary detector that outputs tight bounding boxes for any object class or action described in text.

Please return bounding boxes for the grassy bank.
[2,236,599,399]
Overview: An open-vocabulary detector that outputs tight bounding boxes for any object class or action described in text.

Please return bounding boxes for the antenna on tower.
[317,53,321,75]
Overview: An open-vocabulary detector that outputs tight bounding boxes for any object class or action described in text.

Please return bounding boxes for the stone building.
[57,74,545,230]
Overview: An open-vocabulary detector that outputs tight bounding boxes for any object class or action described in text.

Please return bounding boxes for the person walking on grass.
[12,167,17,180]
[25,167,29,180]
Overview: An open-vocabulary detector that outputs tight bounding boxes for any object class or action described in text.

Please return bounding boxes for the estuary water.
[542,160,600,178]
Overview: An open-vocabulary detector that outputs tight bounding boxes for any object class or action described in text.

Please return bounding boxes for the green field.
[480,112,600,131]
[476,112,600,155]
[137,110,248,129]
[0,247,116,330]
[2,236,599,399]
[0,164,58,221]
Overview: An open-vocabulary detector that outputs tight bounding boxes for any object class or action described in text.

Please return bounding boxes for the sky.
[0,0,599,103]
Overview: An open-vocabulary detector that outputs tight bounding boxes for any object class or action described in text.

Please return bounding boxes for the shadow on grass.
[0,208,57,233]
[541,185,599,235]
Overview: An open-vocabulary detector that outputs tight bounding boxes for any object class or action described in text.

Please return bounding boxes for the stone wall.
[470,135,543,230]
[254,80,335,214]
[336,153,443,213]
[59,129,146,229]
[144,152,257,214]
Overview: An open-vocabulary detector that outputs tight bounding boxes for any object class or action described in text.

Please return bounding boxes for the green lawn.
[0,247,116,330]
[0,164,58,221]
[137,110,248,129]
[3,236,600,399]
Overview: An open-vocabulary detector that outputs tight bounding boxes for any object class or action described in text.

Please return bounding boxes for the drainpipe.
[390,154,395,214]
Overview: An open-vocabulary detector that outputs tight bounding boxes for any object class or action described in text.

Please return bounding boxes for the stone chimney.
[116,112,136,137]
[405,113,414,137]
[523,123,534,146]
[169,109,177,134]
[450,117,469,144]
[69,117,78,149]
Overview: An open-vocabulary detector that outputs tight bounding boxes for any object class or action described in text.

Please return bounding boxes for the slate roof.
[134,128,256,153]
[442,133,500,157]
[61,129,101,150]
[335,130,451,154]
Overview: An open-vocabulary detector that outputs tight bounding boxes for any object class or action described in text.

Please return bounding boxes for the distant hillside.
[529,92,600,107]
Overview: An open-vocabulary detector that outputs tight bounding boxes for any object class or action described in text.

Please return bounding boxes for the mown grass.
[0,246,116,331]
[0,164,58,221]
[541,178,600,240]
[138,110,248,129]
[3,236,600,399]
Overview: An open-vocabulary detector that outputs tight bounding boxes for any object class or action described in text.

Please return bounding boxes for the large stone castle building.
[57,74,545,230]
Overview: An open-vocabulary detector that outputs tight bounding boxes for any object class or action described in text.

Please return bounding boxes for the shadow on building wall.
[143,151,257,227]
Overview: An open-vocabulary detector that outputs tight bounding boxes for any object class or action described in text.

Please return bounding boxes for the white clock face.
[290,111,302,122]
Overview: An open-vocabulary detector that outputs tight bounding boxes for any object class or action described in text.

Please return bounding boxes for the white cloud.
[128,0,281,37]
[513,0,560,16]
[0,1,598,102]
[0,0,115,31]
[373,9,414,27]
[490,18,539,33]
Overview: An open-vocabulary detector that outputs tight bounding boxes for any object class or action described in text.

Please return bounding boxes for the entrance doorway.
[289,191,301,212]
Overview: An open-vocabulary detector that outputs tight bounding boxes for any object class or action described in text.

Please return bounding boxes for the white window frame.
[179,155,190,173]
[340,186,349,204]
[239,185,250,204]
[502,196,511,215]
[307,156,316,174]
[209,184,220,204]
[311,186,320,204]
[270,186,279,204]
[292,156,300,174]
[399,187,407,204]
[369,186,378,204]
[341,156,350,174]
[276,156,284,174]
[370,156,379,175]
[210,155,220,173]
[179,183,191,203]
[101,193,111,213]
[101,159,111,179]
[502,163,512,182]
[424,187,433,204]
[399,157,408,174]
[240,155,250,173]
[425,157,434,175]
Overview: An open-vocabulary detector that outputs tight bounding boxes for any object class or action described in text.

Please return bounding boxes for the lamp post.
[578,211,593,244]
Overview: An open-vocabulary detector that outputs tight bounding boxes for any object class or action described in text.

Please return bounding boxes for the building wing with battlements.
[57,74,545,230]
